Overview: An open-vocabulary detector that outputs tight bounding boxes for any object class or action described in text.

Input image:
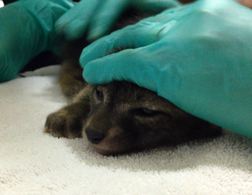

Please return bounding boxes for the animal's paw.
[44,109,82,138]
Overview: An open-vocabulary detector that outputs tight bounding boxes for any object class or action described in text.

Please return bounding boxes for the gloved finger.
[55,0,101,40]
[145,3,192,23]
[80,22,161,67]
[87,0,128,40]
[132,0,181,13]
[83,48,158,92]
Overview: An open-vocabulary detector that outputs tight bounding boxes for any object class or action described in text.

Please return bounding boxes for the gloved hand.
[80,0,252,138]
[0,0,73,82]
[56,0,181,40]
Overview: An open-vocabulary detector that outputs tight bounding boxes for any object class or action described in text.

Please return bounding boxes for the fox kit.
[45,10,222,155]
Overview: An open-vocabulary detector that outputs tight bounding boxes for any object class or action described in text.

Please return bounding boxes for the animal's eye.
[94,87,104,102]
[131,108,161,117]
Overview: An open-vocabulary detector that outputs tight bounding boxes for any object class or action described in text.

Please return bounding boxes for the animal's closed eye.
[94,87,104,102]
[131,108,164,117]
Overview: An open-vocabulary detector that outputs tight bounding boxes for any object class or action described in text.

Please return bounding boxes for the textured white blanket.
[0,1,4,8]
[0,66,252,195]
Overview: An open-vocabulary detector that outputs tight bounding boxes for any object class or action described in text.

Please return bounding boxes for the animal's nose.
[85,128,105,144]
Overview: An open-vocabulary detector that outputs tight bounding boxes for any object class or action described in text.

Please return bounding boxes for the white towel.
[0,66,252,195]
[0,1,4,8]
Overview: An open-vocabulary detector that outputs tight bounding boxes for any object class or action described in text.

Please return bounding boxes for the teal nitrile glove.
[80,0,252,138]
[56,0,181,40]
[0,0,73,82]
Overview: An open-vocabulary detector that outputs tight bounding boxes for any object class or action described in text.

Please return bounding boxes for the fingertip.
[65,29,83,40]
[55,10,74,33]
[67,20,88,40]
[82,50,137,84]
[56,0,100,40]
[80,36,111,67]
[87,26,106,41]
[82,65,93,84]
[82,49,136,85]
[55,17,66,34]
[82,61,112,84]
[55,17,77,40]
[87,2,123,41]
[82,63,96,84]
[79,45,94,68]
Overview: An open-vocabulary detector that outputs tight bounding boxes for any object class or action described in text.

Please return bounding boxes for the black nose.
[85,128,105,144]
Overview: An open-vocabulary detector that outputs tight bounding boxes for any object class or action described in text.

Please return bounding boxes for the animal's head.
[83,81,221,155]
